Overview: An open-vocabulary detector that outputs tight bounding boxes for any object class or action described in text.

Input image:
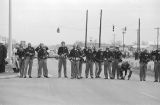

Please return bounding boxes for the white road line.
[141,92,160,101]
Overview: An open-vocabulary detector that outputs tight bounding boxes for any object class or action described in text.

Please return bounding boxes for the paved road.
[0,59,160,105]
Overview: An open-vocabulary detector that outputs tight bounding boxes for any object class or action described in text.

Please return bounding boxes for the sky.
[0,0,160,45]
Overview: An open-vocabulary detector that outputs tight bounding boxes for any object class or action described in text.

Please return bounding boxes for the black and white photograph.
[0,0,160,105]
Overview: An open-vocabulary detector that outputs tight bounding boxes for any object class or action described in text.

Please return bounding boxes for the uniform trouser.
[95,62,98,76]
[38,59,48,77]
[79,61,83,77]
[24,57,33,77]
[12,56,19,72]
[95,62,102,77]
[112,59,120,79]
[71,61,79,78]
[140,62,147,81]
[119,69,132,79]
[0,59,5,73]
[104,61,112,78]
[85,60,93,78]
[154,62,160,82]
[119,68,127,78]
[19,58,25,77]
[58,58,67,77]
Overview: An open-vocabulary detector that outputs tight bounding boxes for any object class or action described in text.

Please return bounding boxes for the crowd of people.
[1,41,160,83]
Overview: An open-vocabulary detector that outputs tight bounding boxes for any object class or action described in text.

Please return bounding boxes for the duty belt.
[72,58,80,61]
[59,56,67,59]
[86,59,93,62]
[39,56,47,59]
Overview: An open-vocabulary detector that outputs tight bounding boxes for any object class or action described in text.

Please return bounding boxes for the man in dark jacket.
[24,43,35,78]
[150,49,160,82]
[16,43,25,78]
[95,48,104,78]
[85,46,94,78]
[111,47,122,79]
[103,47,113,79]
[69,44,80,79]
[57,41,69,78]
[35,43,49,78]
[139,49,150,81]
[77,45,85,78]
[0,42,7,73]
[92,47,98,77]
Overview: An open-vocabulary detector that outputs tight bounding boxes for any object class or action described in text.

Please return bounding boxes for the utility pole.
[122,27,127,51]
[85,10,88,48]
[114,33,115,47]
[137,18,140,52]
[113,25,115,48]
[122,31,125,51]
[8,0,12,64]
[155,27,160,50]
[137,29,139,52]
[99,9,102,48]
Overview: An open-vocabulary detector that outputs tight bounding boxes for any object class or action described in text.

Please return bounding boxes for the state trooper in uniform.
[92,46,98,77]
[139,49,150,81]
[151,49,160,82]
[83,46,88,63]
[85,46,94,78]
[16,43,25,78]
[118,61,132,80]
[57,41,69,78]
[103,47,113,79]
[77,45,84,78]
[111,47,122,79]
[24,43,35,78]
[95,48,104,78]
[69,44,80,79]
[35,43,49,78]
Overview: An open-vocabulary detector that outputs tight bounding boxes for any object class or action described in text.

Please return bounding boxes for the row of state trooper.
[58,41,132,79]
[12,40,160,82]
[139,49,160,82]
[15,41,132,80]
[15,42,49,78]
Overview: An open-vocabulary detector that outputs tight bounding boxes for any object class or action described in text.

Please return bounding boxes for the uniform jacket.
[139,51,150,63]
[58,46,69,57]
[151,50,160,61]
[16,47,25,59]
[103,50,113,62]
[35,46,49,59]
[85,49,94,61]
[77,48,85,62]
[95,50,104,62]
[83,48,88,55]
[92,49,97,62]
[112,50,122,61]
[69,48,80,61]
[24,47,35,58]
